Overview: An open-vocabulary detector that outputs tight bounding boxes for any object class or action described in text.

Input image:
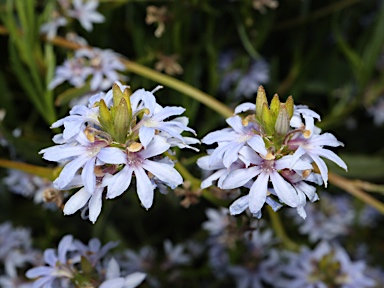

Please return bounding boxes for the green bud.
[114,98,130,143]
[98,99,114,135]
[285,95,294,119]
[261,102,274,135]
[256,86,268,119]
[270,94,280,120]
[275,104,290,136]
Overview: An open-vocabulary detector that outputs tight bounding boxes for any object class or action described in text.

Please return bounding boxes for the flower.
[278,241,375,288]
[145,6,169,37]
[26,235,78,288]
[100,258,146,288]
[40,82,196,223]
[67,0,105,31]
[49,48,126,92]
[198,86,347,219]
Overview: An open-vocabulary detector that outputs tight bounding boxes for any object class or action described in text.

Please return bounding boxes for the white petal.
[234,102,255,114]
[270,171,298,207]
[105,165,133,199]
[99,278,125,288]
[248,172,269,214]
[82,157,96,194]
[139,126,155,149]
[141,160,183,189]
[138,135,170,159]
[247,135,267,156]
[63,188,91,215]
[229,195,249,215]
[124,272,146,288]
[222,166,260,189]
[133,166,154,209]
[89,187,103,223]
[98,147,127,164]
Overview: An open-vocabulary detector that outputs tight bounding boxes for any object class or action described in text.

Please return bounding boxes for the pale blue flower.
[288,132,347,187]
[202,115,267,168]
[67,0,105,31]
[73,237,118,267]
[26,235,77,288]
[40,134,110,194]
[100,258,146,288]
[99,136,183,208]
[278,242,375,288]
[223,147,312,216]
[162,240,191,270]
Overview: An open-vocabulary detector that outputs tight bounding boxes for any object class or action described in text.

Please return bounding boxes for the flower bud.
[256,85,268,119]
[275,104,290,136]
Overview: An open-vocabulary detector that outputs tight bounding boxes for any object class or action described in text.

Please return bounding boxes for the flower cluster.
[25,234,145,288]
[279,241,375,288]
[198,86,347,219]
[49,47,126,93]
[40,0,105,39]
[40,82,198,223]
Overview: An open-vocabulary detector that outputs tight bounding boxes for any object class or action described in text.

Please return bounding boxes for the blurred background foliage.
[0,0,384,285]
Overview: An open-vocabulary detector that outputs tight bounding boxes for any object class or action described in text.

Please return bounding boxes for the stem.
[0,159,60,181]
[267,206,299,251]
[328,172,384,214]
[120,59,233,118]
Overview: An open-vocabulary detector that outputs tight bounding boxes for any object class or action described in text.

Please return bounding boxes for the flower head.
[198,86,347,219]
[40,82,197,223]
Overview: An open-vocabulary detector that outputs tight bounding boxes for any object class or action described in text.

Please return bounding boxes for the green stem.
[120,59,233,119]
[267,206,299,251]
[0,159,60,181]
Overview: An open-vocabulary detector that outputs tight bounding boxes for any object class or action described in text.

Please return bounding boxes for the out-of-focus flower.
[218,52,269,99]
[73,237,118,267]
[67,0,105,31]
[252,0,279,13]
[145,6,169,37]
[49,48,126,92]
[26,235,78,288]
[3,169,62,206]
[40,10,67,40]
[161,240,191,270]
[367,97,384,126]
[99,258,146,288]
[198,86,347,219]
[154,54,183,76]
[40,0,104,39]
[278,241,375,288]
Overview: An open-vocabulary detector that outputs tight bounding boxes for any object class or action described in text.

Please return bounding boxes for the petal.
[229,195,249,215]
[311,147,348,171]
[141,160,183,189]
[82,157,96,194]
[89,187,104,223]
[99,278,125,288]
[153,106,185,121]
[234,102,255,114]
[124,272,146,288]
[106,258,120,280]
[53,155,89,189]
[222,166,261,189]
[97,147,127,164]
[138,135,170,159]
[201,169,227,189]
[247,135,267,156]
[105,165,133,199]
[133,166,154,209]
[63,188,91,215]
[248,172,269,214]
[44,249,57,267]
[270,171,298,207]
[26,267,54,278]
[308,152,328,186]
[139,126,155,149]
[58,235,73,263]
[289,146,307,168]
[223,142,244,168]
[201,129,237,144]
